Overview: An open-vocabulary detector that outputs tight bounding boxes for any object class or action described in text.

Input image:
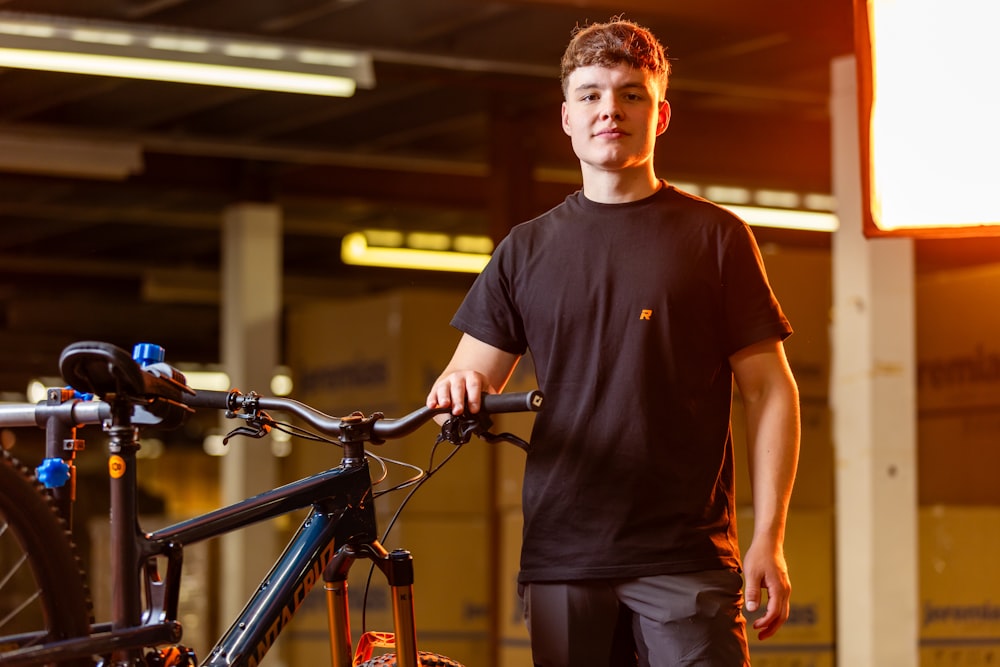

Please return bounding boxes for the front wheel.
[357,651,465,667]
[0,451,92,663]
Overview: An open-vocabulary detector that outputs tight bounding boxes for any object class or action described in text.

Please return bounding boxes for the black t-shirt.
[451,184,792,582]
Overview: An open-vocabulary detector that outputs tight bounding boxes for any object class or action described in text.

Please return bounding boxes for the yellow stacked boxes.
[498,509,531,666]
[919,506,1000,665]
[916,264,1000,505]
[283,289,495,666]
[915,266,1000,665]
[493,357,538,667]
[757,246,832,403]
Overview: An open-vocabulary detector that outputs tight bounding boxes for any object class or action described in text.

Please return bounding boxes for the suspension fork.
[324,543,419,667]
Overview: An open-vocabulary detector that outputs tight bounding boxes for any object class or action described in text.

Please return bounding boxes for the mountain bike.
[0,340,543,667]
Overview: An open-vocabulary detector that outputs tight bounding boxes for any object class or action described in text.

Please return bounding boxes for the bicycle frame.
[1,340,541,667]
[0,395,423,667]
[149,457,413,667]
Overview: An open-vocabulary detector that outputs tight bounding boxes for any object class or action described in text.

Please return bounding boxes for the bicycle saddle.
[59,342,192,430]
[60,341,149,399]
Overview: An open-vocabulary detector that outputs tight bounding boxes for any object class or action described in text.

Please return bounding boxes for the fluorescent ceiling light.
[342,231,493,274]
[725,206,839,233]
[0,11,374,96]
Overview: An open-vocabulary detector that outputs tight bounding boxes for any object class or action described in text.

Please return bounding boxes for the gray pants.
[519,570,750,667]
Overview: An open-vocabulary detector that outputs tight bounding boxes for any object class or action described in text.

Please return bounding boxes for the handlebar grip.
[482,390,544,413]
[183,389,233,410]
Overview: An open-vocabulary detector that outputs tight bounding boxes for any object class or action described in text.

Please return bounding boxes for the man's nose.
[600,103,623,121]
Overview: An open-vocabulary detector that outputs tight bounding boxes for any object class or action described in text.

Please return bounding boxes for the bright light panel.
[857,0,1000,236]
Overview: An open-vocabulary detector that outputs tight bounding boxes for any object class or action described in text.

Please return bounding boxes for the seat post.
[106,399,144,665]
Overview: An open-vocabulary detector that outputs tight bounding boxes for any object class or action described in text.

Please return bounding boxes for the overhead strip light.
[341,231,493,274]
[0,11,374,96]
[725,205,839,232]
[672,183,838,232]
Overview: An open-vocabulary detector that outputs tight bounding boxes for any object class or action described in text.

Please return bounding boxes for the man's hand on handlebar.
[426,370,498,417]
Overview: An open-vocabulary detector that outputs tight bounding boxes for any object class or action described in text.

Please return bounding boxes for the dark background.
[0,0,993,395]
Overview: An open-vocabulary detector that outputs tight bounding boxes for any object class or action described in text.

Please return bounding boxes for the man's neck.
[580,167,661,204]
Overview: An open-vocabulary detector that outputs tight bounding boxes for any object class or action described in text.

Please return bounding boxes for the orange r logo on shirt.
[639,309,653,320]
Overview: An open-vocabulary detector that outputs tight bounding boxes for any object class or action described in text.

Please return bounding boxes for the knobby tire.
[0,451,92,665]
[357,651,465,666]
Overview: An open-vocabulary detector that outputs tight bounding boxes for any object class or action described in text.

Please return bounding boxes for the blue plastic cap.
[132,343,165,366]
[71,388,95,401]
[36,458,71,489]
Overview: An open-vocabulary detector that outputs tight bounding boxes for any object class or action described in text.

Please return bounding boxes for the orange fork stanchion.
[387,550,419,667]
[325,579,354,667]
[323,545,420,667]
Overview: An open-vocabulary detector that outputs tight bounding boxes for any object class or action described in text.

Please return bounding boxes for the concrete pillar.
[830,55,919,666]
[218,204,283,633]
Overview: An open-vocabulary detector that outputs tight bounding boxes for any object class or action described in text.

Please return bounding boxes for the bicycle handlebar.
[181,388,544,442]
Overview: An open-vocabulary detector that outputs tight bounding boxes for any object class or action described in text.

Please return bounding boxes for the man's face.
[561,64,670,174]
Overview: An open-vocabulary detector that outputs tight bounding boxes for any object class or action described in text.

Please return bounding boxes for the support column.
[218,203,283,630]
[830,55,919,666]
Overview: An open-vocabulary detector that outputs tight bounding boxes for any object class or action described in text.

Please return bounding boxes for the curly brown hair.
[560,18,670,100]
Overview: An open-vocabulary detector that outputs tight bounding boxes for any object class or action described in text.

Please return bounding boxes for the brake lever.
[222,411,274,445]
[478,430,529,451]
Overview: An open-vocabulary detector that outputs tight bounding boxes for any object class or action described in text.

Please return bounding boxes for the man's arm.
[730,337,801,640]
[427,333,521,415]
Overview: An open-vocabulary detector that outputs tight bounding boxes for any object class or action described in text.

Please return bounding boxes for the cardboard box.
[917,265,1000,413]
[758,246,832,402]
[916,265,1000,505]
[286,289,466,413]
[285,289,486,515]
[283,289,493,666]
[919,506,1000,665]
[498,508,530,667]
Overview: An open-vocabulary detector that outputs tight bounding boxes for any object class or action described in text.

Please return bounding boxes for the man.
[426,17,800,667]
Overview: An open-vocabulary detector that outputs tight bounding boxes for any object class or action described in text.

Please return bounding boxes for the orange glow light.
[856,0,1000,237]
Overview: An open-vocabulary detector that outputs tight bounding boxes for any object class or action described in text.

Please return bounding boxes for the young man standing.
[426,18,800,666]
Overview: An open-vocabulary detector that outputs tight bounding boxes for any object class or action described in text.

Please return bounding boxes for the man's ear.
[561,101,572,137]
[656,100,671,136]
